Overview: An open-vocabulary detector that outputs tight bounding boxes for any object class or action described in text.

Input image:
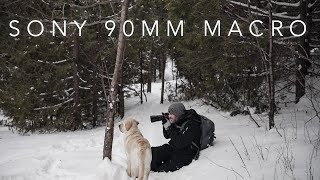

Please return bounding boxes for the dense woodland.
[0,0,319,134]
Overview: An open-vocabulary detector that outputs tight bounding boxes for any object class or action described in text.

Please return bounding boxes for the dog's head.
[119,118,140,133]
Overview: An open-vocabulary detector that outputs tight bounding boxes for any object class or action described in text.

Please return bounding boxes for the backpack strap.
[176,117,200,132]
[176,119,191,132]
[192,141,200,160]
[192,141,200,149]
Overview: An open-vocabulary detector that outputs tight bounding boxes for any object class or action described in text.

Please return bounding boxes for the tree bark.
[153,57,157,82]
[295,0,311,103]
[268,0,275,130]
[103,0,129,160]
[119,61,124,119]
[147,43,153,93]
[140,49,143,104]
[72,34,81,131]
[159,58,162,80]
[92,52,98,128]
[160,53,166,104]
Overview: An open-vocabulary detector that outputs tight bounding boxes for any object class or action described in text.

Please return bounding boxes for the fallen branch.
[246,107,261,128]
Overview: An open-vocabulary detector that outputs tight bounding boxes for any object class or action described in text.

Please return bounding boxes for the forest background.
[0,0,319,134]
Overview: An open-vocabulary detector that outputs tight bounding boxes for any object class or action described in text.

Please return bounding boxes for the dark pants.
[151,144,192,172]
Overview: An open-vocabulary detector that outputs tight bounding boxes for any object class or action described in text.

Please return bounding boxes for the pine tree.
[163,0,266,111]
[0,0,119,132]
[226,0,320,105]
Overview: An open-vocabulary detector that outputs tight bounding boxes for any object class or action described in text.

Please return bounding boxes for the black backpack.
[198,115,216,150]
[179,112,216,159]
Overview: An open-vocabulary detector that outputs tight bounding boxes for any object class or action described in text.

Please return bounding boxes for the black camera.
[150,112,169,123]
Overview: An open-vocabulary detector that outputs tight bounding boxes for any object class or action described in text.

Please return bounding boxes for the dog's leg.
[144,150,151,180]
[138,150,146,180]
[127,156,132,177]
[143,171,150,180]
[143,161,151,180]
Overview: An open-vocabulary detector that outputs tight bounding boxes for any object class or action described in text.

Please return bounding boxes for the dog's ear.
[125,120,132,131]
[134,120,140,126]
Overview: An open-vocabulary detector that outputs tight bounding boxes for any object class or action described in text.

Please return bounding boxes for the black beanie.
[168,102,186,120]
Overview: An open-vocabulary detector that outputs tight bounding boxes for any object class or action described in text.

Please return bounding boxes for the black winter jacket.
[162,109,201,161]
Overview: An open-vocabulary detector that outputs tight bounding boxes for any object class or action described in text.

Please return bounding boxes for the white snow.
[1,62,320,180]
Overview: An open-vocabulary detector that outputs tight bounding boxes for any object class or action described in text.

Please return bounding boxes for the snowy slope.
[1,70,320,180]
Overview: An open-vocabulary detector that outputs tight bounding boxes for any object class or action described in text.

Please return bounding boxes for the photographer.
[151,102,201,172]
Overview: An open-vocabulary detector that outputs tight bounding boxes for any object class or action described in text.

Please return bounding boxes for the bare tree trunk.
[103,0,129,160]
[153,57,157,82]
[140,49,143,104]
[295,0,311,103]
[147,43,153,93]
[171,55,178,96]
[160,53,166,104]
[159,58,162,80]
[119,61,124,119]
[72,34,81,131]
[92,25,102,128]
[92,53,98,127]
[268,0,275,130]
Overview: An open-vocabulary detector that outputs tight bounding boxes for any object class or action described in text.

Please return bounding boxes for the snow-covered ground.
[1,66,320,180]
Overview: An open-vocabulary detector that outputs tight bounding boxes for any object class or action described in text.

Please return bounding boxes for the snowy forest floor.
[1,79,320,180]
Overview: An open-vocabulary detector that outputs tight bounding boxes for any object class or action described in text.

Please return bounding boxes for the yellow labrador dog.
[119,118,152,180]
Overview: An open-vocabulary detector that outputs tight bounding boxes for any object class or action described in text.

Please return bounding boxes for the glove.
[163,120,171,130]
